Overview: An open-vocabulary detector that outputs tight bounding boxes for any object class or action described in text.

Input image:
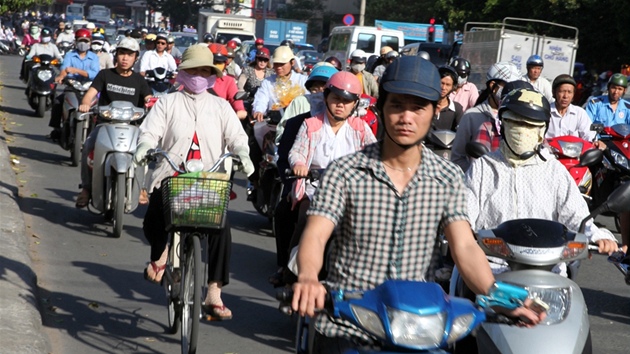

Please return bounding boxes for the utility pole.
[359,0,365,26]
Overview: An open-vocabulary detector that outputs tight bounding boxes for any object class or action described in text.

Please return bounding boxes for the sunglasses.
[156,41,167,45]
[257,57,269,62]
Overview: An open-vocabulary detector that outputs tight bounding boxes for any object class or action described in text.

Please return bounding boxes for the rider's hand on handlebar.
[78,104,91,113]
[496,298,547,327]
[236,110,248,120]
[593,140,607,151]
[133,142,152,165]
[595,239,620,254]
[291,277,327,317]
[253,111,264,123]
[292,165,309,177]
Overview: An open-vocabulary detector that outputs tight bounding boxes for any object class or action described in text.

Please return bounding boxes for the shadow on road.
[583,287,630,325]
[0,254,38,311]
[0,102,40,118]
[227,209,274,237]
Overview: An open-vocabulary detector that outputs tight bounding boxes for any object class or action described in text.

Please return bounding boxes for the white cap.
[117,37,140,52]
[350,49,367,63]
[486,61,521,83]
[272,46,294,64]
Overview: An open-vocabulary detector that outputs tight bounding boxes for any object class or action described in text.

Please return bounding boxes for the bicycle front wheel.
[180,235,201,354]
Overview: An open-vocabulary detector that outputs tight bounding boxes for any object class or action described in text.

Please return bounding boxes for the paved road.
[1,53,630,353]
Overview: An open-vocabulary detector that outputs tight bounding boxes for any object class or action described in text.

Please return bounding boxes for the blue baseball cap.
[380,56,441,102]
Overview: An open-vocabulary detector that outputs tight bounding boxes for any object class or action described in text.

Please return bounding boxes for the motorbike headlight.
[37,70,52,81]
[525,286,570,325]
[388,308,445,348]
[558,141,583,158]
[610,150,630,170]
[446,313,476,344]
[350,305,385,339]
[81,81,93,91]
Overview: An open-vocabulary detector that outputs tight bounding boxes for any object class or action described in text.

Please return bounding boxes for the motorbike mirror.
[465,142,490,159]
[579,182,630,233]
[234,91,249,101]
[578,149,603,167]
[590,123,604,133]
[185,159,204,173]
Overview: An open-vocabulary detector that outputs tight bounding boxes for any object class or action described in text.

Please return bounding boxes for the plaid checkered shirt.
[307,142,470,344]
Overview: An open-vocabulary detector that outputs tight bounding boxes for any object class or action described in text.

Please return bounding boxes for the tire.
[112,172,125,238]
[180,235,201,354]
[35,95,46,118]
[70,121,83,167]
[582,331,592,354]
[164,237,181,335]
[18,48,25,56]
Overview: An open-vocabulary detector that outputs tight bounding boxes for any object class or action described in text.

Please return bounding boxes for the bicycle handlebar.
[145,148,239,174]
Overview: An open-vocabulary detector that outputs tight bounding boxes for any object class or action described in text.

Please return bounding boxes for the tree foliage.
[277,0,328,37]
[148,0,204,29]
[367,0,630,72]
[0,0,53,14]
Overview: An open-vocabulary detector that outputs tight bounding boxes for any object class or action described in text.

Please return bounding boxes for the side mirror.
[578,148,603,167]
[465,142,490,159]
[234,91,249,101]
[591,123,604,133]
[604,182,630,214]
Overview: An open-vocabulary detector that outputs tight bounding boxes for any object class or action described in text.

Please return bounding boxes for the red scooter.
[547,135,599,199]
[357,94,379,137]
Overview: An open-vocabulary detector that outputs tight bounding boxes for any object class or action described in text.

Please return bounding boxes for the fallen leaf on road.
[145,338,156,342]
[88,302,99,309]
[32,234,39,238]
[30,193,38,198]
[34,241,40,245]
[100,253,107,257]
[48,305,58,312]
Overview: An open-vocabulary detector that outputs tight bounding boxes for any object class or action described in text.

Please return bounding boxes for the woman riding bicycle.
[133,44,255,320]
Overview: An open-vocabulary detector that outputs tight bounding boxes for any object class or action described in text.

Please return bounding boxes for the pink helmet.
[325,71,362,101]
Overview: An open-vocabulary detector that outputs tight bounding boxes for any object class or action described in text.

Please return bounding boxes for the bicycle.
[145,149,237,354]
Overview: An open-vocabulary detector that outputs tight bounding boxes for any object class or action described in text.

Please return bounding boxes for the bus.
[87,5,111,24]
[65,4,84,22]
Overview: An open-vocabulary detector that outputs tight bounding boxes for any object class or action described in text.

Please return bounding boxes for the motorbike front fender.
[105,152,133,176]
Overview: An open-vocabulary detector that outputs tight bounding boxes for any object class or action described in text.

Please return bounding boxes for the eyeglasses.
[156,41,167,45]
[257,58,269,62]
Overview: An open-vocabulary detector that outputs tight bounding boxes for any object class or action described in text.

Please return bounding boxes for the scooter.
[249,109,283,220]
[57,41,73,57]
[25,54,59,117]
[145,67,176,97]
[588,123,630,231]
[60,77,95,167]
[88,101,146,238]
[426,129,457,160]
[547,135,600,201]
[278,279,537,354]
[357,94,379,137]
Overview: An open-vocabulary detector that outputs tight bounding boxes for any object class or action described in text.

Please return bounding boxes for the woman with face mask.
[450,61,521,172]
[21,23,41,47]
[20,27,63,82]
[132,44,255,321]
[347,49,379,98]
[465,88,619,276]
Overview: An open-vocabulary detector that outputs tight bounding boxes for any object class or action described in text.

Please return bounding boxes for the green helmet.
[608,73,628,88]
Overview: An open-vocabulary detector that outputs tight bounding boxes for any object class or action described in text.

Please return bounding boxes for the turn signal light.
[482,238,512,257]
[562,242,586,259]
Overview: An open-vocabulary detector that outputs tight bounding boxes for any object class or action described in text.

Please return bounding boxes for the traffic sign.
[343,14,355,26]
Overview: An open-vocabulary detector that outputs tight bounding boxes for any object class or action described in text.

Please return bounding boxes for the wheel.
[180,236,201,354]
[35,95,46,118]
[164,237,181,335]
[112,172,125,238]
[70,121,83,167]
[18,48,25,56]
[268,181,282,221]
[581,331,592,354]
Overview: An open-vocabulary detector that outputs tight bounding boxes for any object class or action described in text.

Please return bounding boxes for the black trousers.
[143,187,232,285]
[273,196,298,267]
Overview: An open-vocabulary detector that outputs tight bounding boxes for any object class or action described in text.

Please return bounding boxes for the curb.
[0,117,52,351]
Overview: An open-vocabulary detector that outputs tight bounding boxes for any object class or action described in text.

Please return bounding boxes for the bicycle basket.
[162,173,232,231]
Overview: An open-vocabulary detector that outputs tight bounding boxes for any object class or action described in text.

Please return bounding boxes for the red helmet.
[208,43,228,62]
[255,38,264,45]
[226,40,237,49]
[75,28,92,40]
[325,71,362,101]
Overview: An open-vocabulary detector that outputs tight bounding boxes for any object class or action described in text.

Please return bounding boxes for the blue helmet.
[305,64,338,90]
[526,54,544,67]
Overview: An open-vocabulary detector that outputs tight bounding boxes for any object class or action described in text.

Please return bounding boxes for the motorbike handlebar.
[284,168,322,181]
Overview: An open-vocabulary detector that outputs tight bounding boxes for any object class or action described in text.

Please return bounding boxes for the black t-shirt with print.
[91,68,152,107]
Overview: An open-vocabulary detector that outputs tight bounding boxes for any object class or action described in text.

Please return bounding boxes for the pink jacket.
[288,113,376,205]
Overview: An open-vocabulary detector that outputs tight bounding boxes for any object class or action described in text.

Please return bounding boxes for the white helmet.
[350,49,367,63]
[231,37,241,44]
[486,61,521,84]
[116,37,140,53]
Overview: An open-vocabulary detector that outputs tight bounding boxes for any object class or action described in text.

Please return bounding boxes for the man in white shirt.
[546,74,596,141]
[139,33,177,77]
[522,54,554,103]
[55,23,74,45]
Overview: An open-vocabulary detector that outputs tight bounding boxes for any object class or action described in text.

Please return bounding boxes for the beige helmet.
[380,46,393,56]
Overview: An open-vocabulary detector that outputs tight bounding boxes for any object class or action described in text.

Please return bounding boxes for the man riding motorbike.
[91,32,114,70]
[450,57,479,112]
[48,28,100,140]
[139,32,177,77]
[20,27,62,83]
[546,74,596,140]
[522,55,554,103]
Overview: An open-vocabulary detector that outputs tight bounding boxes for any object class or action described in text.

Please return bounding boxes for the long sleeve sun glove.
[233,146,255,177]
[133,142,152,165]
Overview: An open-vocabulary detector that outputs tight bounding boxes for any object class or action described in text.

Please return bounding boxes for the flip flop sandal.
[139,189,149,205]
[143,261,166,284]
[75,192,90,209]
[202,304,232,321]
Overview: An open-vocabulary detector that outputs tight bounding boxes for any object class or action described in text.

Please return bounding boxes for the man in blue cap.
[290,56,545,352]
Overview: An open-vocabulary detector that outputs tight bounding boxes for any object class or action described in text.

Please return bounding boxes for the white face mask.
[457,76,467,86]
[65,29,72,34]
[91,44,103,51]
[41,36,51,43]
[351,63,365,73]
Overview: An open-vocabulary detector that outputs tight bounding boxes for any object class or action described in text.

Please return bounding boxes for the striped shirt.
[307,142,469,343]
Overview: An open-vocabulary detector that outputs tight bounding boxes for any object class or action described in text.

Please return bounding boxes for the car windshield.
[174,35,197,48]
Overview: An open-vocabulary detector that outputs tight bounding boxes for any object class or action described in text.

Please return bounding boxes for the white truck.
[197,10,256,43]
[458,17,579,90]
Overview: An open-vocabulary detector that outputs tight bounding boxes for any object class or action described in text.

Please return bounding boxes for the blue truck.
[255,19,308,44]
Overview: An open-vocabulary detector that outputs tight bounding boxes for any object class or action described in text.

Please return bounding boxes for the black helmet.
[125,28,133,37]
[324,56,342,71]
[215,35,227,45]
[451,58,471,78]
[438,65,458,84]
[203,32,214,43]
[552,74,577,92]
[501,80,534,101]
[41,27,53,38]
[498,88,551,125]
[280,39,295,49]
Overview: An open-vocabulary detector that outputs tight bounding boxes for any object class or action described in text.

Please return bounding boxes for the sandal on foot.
[143,261,166,284]
[139,189,149,205]
[203,304,232,320]
[75,190,90,209]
